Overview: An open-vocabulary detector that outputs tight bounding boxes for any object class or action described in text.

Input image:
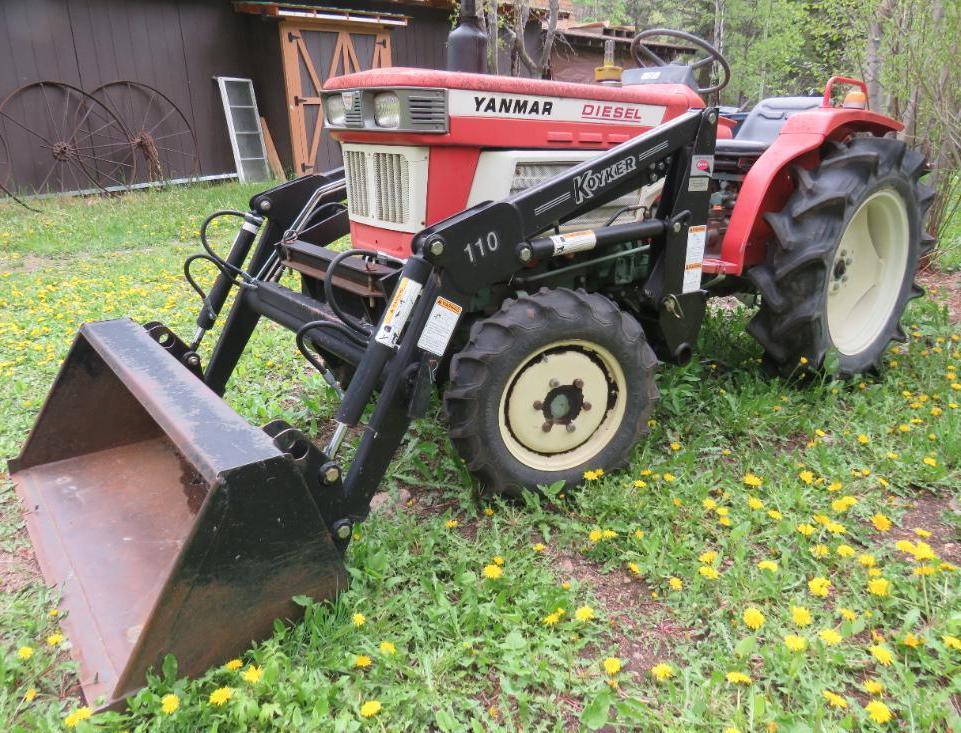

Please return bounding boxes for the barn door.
[280,22,392,175]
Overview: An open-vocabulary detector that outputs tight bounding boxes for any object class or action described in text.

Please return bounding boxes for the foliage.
[0,186,959,730]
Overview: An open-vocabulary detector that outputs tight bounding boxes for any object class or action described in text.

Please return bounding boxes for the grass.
[1,185,960,731]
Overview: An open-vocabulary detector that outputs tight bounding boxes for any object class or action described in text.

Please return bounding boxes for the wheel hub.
[51,141,74,161]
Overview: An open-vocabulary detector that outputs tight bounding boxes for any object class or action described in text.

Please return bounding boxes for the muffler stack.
[9,318,346,706]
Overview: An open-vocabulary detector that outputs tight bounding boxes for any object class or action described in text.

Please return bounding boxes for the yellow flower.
[784,634,806,652]
[865,700,893,724]
[444,519,459,529]
[819,629,843,645]
[482,564,503,580]
[355,654,372,669]
[808,577,831,597]
[863,679,884,695]
[791,606,813,627]
[858,554,877,567]
[48,608,60,617]
[352,612,366,627]
[914,565,935,576]
[602,657,622,675]
[209,687,233,706]
[627,562,641,575]
[360,700,382,718]
[810,544,829,558]
[45,633,64,647]
[668,577,683,591]
[542,611,562,627]
[743,607,765,631]
[836,544,855,558]
[743,473,763,487]
[798,470,814,484]
[839,608,857,621]
[574,606,595,622]
[583,469,604,481]
[483,507,495,517]
[868,578,890,597]
[827,481,843,492]
[757,560,778,572]
[703,497,718,510]
[224,658,242,671]
[161,693,180,714]
[911,541,937,562]
[243,665,263,683]
[923,456,937,467]
[588,529,603,542]
[869,644,894,665]
[64,706,93,728]
[726,671,752,685]
[17,646,33,660]
[747,496,764,510]
[901,632,923,648]
[532,542,546,553]
[698,566,720,580]
[768,510,783,520]
[601,529,618,539]
[823,690,848,708]
[493,555,505,566]
[650,662,674,681]
[797,524,815,537]
[871,514,892,531]
[913,527,932,538]
[23,687,37,703]
[670,442,681,451]
[699,550,718,563]
[857,434,870,444]
[379,641,397,655]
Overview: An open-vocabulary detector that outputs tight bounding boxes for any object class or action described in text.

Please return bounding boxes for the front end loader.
[10,24,932,707]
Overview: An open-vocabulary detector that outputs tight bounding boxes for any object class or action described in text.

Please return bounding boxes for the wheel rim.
[826,188,910,356]
[498,340,627,472]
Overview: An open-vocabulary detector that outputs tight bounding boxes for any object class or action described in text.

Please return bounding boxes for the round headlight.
[325,95,346,126]
[373,92,400,128]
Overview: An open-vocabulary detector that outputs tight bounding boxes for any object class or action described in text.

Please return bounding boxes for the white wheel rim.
[826,188,910,356]
[498,340,627,472]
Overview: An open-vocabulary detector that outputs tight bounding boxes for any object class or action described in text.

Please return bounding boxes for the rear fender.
[720,108,903,274]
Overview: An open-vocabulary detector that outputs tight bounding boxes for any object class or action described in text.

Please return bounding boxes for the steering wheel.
[630,28,731,96]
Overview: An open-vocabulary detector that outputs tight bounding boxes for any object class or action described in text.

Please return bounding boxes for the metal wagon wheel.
[0,81,137,198]
[0,132,41,211]
[92,81,199,185]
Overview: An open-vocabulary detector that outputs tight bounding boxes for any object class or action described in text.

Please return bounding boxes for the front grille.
[407,93,446,127]
[344,92,363,126]
[371,152,410,223]
[344,150,370,217]
[511,163,646,229]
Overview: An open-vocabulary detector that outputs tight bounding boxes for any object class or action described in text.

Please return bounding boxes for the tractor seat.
[716,96,822,156]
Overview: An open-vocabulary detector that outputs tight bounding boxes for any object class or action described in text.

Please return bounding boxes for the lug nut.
[334,521,352,540]
[429,238,445,256]
[322,464,341,484]
[549,378,560,388]
[533,400,543,410]
[583,401,592,411]
[542,421,553,432]
[573,378,584,389]
[518,246,533,262]
[186,354,200,366]
[565,423,576,433]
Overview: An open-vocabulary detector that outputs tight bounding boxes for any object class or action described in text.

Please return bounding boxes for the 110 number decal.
[464,231,499,265]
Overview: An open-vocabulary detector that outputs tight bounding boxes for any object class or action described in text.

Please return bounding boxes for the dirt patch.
[549,549,689,675]
[0,542,41,594]
[918,269,961,324]
[887,490,961,564]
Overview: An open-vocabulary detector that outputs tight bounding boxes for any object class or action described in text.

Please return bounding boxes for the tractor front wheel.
[444,288,658,496]
[747,136,935,377]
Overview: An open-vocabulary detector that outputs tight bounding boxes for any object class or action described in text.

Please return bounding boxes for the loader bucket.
[9,318,346,707]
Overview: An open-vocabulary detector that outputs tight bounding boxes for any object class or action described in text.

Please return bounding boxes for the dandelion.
[542,611,562,626]
[650,662,674,681]
[799,470,814,484]
[444,519,459,529]
[379,641,397,655]
[482,564,503,580]
[784,634,807,652]
[872,514,892,531]
[360,700,382,718]
[589,529,603,542]
[243,665,263,683]
[17,646,33,660]
[743,473,763,487]
[532,542,546,553]
[48,608,60,617]
[699,566,720,580]
[857,434,870,444]
[583,469,604,481]
[768,509,783,520]
[575,606,595,622]
[747,496,764,510]
[757,560,778,572]
[161,693,180,714]
[670,442,681,451]
[838,608,857,621]
[493,555,505,566]
[858,553,877,567]
[827,481,843,492]
[823,690,848,708]
[352,612,366,627]
[602,657,622,675]
[726,671,752,685]
[912,541,937,562]
[743,607,765,631]
[868,578,890,597]
[209,687,232,706]
[64,706,93,728]
[863,679,884,695]
[483,507,495,516]
[668,577,683,591]
[923,456,938,467]
[224,658,242,671]
[865,700,893,724]
[355,655,373,669]
[819,629,843,645]
[703,497,718,510]
[23,687,36,703]
[869,644,895,665]
[810,544,830,558]
[699,550,718,563]
[808,577,831,597]
[797,523,815,537]
[45,633,64,647]
[791,606,813,627]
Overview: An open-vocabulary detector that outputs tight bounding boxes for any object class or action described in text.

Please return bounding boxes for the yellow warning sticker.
[417,296,463,356]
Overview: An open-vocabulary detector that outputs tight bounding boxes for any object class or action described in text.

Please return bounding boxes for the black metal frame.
[160,106,719,546]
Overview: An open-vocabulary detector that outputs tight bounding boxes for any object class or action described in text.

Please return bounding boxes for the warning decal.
[417,296,463,356]
[374,277,422,349]
[550,230,597,256]
[682,225,707,294]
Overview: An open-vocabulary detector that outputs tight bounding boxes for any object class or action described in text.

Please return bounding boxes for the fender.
[717,107,903,275]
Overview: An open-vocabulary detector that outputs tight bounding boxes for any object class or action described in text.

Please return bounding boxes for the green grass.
[1,185,960,731]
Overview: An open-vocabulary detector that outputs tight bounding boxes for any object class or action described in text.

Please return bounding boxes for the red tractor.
[11,26,932,706]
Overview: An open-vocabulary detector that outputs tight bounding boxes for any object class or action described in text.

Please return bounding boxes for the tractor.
[10,19,932,708]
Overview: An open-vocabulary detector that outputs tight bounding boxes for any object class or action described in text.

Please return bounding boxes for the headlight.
[373,92,400,128]
[325,95,346,126]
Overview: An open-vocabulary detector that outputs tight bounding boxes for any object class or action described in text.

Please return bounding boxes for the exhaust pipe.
[446,0,488,74]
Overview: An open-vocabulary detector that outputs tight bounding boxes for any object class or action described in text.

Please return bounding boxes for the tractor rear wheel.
[444,288,658,496]
[747,136,935,377]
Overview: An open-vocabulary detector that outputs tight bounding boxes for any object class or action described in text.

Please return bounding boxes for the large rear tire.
[444,288,658,496]
[747,136,935,377]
